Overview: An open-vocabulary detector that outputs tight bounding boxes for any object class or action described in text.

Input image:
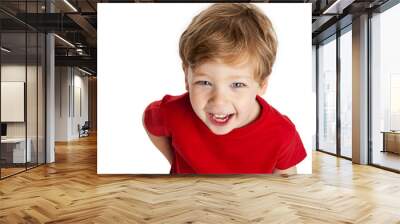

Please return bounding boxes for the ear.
[185,75,189,91]
[182,63,189,91]
[258,77,269,96]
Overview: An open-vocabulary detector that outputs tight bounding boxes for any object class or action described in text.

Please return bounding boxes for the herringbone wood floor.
[1,134,400,223]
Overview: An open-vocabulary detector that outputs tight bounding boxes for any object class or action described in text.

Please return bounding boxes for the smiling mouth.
[207,113,234,126]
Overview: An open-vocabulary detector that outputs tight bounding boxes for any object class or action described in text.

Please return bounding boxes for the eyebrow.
[192,72,209,77]
[193,72,251,80]
[228,75,252,80]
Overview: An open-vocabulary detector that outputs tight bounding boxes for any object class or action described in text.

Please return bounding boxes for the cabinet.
[382,131,400,154]
[0,138,32,164]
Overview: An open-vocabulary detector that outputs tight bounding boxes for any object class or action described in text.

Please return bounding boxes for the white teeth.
[214,114,227,118]
[210,113,232,123]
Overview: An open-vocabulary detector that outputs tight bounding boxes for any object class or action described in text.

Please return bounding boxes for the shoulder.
[149,92,192,126]
[144,92,189,136]
[145,92,189,111]
[258,97,297,135]
[257,97,307,169]
[157,92,190,112]
[256,97,300,149]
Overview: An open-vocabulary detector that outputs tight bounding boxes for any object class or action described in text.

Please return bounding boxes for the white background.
[98,3,313,174]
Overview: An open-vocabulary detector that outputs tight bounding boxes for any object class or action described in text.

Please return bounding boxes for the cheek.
[190,86,209,100]
[233,93,258,114]
[232,90,254,101]
[190,88,209,109]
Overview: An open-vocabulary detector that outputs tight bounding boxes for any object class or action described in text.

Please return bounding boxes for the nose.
[209,87,227,106]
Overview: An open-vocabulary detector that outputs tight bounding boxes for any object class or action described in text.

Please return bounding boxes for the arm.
[142,112,174,165]
[272,166,297,177]
[273,126,306,177]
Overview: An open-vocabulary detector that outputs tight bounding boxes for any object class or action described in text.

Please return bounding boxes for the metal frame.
[370,164,400,174]
[316,32,338,156]
[0,0,47,180]
[25,1,28,171]
[316,44,319,151]
[316,18,353,161]
[374,0,400,13]
[336,27,341,157]
[36,1,39,167]
[367,10,373,166]
[44,0,47,165]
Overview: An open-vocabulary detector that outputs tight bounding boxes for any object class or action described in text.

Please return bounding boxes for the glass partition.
[38,32,45,165]
[1,31,28,178]
[0,1,46,179]
[371,3,400,171]
[27,31,38,170]
[318,35,337,155]
[339,28,352,158]
[26,0,44,169]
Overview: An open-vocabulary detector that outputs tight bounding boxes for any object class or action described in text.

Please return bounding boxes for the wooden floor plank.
[1,134,400,223]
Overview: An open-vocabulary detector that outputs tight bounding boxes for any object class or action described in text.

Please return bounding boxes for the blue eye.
[195,80,212,86]
[231,82,247,88]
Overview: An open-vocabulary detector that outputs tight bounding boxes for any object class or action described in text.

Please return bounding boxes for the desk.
[381,131,400,154]
[1,138,31,163]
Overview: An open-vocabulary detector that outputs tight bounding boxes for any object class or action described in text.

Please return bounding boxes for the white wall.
[71,71,89,138]
[55,67,89,141]
[55,66,69,141]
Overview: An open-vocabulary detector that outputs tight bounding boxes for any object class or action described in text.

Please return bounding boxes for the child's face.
[185,60,267,135]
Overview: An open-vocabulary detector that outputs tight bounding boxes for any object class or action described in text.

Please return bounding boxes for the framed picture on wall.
[1,81,25,122]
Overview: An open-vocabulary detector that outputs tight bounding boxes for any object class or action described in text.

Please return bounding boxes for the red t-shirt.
[144,92,306,174]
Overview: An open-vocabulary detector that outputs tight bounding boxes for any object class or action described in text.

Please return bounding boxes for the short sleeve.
[275,130,307,170]
[143,97,170,137]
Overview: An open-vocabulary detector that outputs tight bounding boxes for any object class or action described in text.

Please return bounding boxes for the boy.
[143,3,306,174]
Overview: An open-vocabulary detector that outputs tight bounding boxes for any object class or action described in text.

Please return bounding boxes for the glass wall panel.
[1,31,27,177]
[339,28,352,158]
[38,32,45,165]
[0,1,46,179]
[26,0,39,169]
[27,31,38,169]
[371,4,400,171]
[318,36,337,154]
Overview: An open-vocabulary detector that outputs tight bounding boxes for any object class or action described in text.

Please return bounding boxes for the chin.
[200,114,237,135]
[208,126,233,135]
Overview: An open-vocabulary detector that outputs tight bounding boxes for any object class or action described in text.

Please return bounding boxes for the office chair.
[79,121,90,138]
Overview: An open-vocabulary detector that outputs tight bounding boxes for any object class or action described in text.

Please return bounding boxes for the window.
[318,36,337,155]
[371,3,400,171]
[339,28,352,158]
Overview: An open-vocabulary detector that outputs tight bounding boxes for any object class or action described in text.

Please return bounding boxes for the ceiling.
[0,0,393,75]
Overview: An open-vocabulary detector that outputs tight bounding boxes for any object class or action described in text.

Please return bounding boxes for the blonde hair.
[179,3,278,84]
